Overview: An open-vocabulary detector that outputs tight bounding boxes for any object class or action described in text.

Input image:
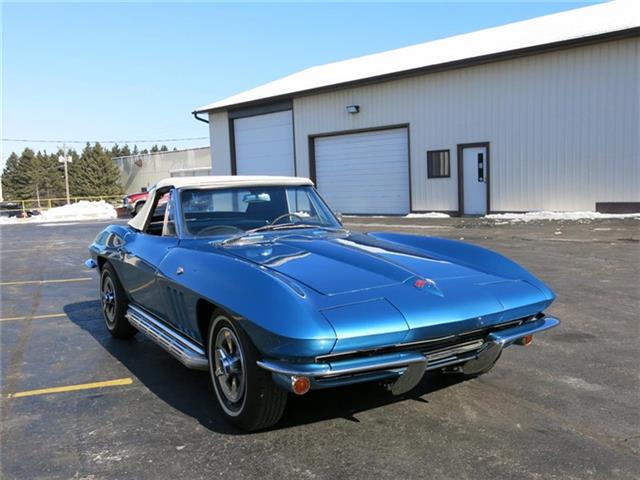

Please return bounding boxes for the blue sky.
[2,1,602,167]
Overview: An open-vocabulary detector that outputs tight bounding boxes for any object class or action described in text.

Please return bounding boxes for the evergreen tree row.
[1,143,169,200]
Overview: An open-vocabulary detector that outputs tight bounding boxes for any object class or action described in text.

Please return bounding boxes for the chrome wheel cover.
[101,275,116,326]
[213,326,246,407]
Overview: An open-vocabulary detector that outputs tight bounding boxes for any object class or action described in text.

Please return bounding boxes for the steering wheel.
[197,225,244,236]
[269,213,304,226]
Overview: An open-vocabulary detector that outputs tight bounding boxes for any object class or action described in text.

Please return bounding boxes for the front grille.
[315,315,535,364]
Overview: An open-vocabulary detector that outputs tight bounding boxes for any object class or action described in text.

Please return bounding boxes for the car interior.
[143,186,327,237]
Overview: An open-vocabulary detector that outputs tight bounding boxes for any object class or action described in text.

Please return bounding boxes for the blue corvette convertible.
[86,176,559,431]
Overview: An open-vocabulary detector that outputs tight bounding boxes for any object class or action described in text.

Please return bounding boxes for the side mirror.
[141,187,148,192]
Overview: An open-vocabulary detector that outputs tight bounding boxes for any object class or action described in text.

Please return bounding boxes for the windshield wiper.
[219,223,344,246]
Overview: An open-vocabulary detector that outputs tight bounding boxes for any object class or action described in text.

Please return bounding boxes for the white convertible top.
[128,175,314,230]
[154,175,313,190]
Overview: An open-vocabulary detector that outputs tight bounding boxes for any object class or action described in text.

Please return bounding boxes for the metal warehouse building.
[113,147,211,194]
[194,0,639,215]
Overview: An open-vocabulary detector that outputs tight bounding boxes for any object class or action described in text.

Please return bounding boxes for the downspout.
[192,111,209,124]
[192,110,213,175]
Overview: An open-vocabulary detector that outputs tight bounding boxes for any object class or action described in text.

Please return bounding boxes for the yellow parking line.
[0,313,67,323]
[0,277,92,286]
[6,377,133,399]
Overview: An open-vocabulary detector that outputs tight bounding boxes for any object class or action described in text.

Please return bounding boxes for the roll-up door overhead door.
[234,110,295,176]
[314,127,410,214]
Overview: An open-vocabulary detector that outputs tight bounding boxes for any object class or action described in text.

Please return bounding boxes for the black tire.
[100,263,137,339]
[207,312,287,431]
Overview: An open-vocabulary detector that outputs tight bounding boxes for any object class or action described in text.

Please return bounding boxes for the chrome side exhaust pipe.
[126,304,208,370]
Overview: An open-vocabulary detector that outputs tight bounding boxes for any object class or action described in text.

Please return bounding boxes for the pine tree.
[68,143,123,197]
[1,149,40,200]
[36,151,66,199]
[118,145,132,157]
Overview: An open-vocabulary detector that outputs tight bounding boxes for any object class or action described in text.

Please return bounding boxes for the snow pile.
[0,201,117,224]
[405,212,450,219]
[39,200,117,222]
[486,211,640,222]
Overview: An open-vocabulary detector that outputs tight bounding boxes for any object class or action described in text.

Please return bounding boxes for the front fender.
[158,246,337,358]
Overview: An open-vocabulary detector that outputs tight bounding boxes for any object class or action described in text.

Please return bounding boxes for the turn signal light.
[518,334,534,346]
[291,376,311,395]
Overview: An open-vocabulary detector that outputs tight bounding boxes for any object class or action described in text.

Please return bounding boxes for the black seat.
[245,190,288,223]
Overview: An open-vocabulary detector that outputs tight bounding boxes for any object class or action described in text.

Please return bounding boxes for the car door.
[154,190,203,342]
[118,190,178,319]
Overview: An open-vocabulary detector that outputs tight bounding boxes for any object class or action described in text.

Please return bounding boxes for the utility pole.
[58,146,72,205]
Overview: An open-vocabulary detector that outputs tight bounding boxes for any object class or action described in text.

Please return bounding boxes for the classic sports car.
[86,176,559,431]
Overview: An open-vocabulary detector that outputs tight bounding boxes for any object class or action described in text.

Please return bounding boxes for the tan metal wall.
[211,37,640,212]
[209,111,232,175]
[114,147,211,194]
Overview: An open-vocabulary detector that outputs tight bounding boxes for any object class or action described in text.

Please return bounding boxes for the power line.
[2,137,208,144]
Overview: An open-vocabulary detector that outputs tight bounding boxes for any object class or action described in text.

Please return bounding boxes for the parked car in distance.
[86,176,559,431]
[122,188,149,216]
[0,201,40,218]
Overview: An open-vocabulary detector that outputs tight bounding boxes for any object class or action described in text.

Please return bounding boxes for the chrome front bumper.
[258,315,560,394]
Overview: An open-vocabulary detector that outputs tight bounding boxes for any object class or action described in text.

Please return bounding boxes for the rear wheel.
[100,263,137,339]
[207,313,287,431]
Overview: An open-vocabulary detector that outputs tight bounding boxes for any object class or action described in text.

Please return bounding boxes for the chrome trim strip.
[126,304,208,370]
[258,315,560,380]
[488,315,560,346]
[257,352,427,378]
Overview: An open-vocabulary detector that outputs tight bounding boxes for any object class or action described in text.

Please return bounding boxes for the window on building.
[427,150,450,178]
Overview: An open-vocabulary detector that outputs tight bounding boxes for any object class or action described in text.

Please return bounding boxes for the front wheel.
[100,263,137,339]
[208,313,287,431]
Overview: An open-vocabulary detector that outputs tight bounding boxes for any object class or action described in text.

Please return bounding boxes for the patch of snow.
[405,212,450,219]
[0,201,117,225]
[486,211,640,222]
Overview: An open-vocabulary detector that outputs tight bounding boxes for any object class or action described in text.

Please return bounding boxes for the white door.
[314,128,409,215]
[462,146,488,215]
[234,110,295,175]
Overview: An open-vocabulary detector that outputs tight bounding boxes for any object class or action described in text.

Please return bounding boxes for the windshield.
[180,185,341,237]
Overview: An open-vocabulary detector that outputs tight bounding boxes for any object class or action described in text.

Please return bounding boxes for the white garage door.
[314,128,409,214]
[234,110,295,176]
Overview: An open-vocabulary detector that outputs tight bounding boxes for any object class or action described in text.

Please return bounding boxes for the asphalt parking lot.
[1,216,639,479]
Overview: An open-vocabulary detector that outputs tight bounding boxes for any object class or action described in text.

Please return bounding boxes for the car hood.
[217,231,551,354]
[223,231,505,296]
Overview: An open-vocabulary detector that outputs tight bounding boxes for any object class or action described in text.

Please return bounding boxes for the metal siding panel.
[210,111,232,175]
[291,38,639,212]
